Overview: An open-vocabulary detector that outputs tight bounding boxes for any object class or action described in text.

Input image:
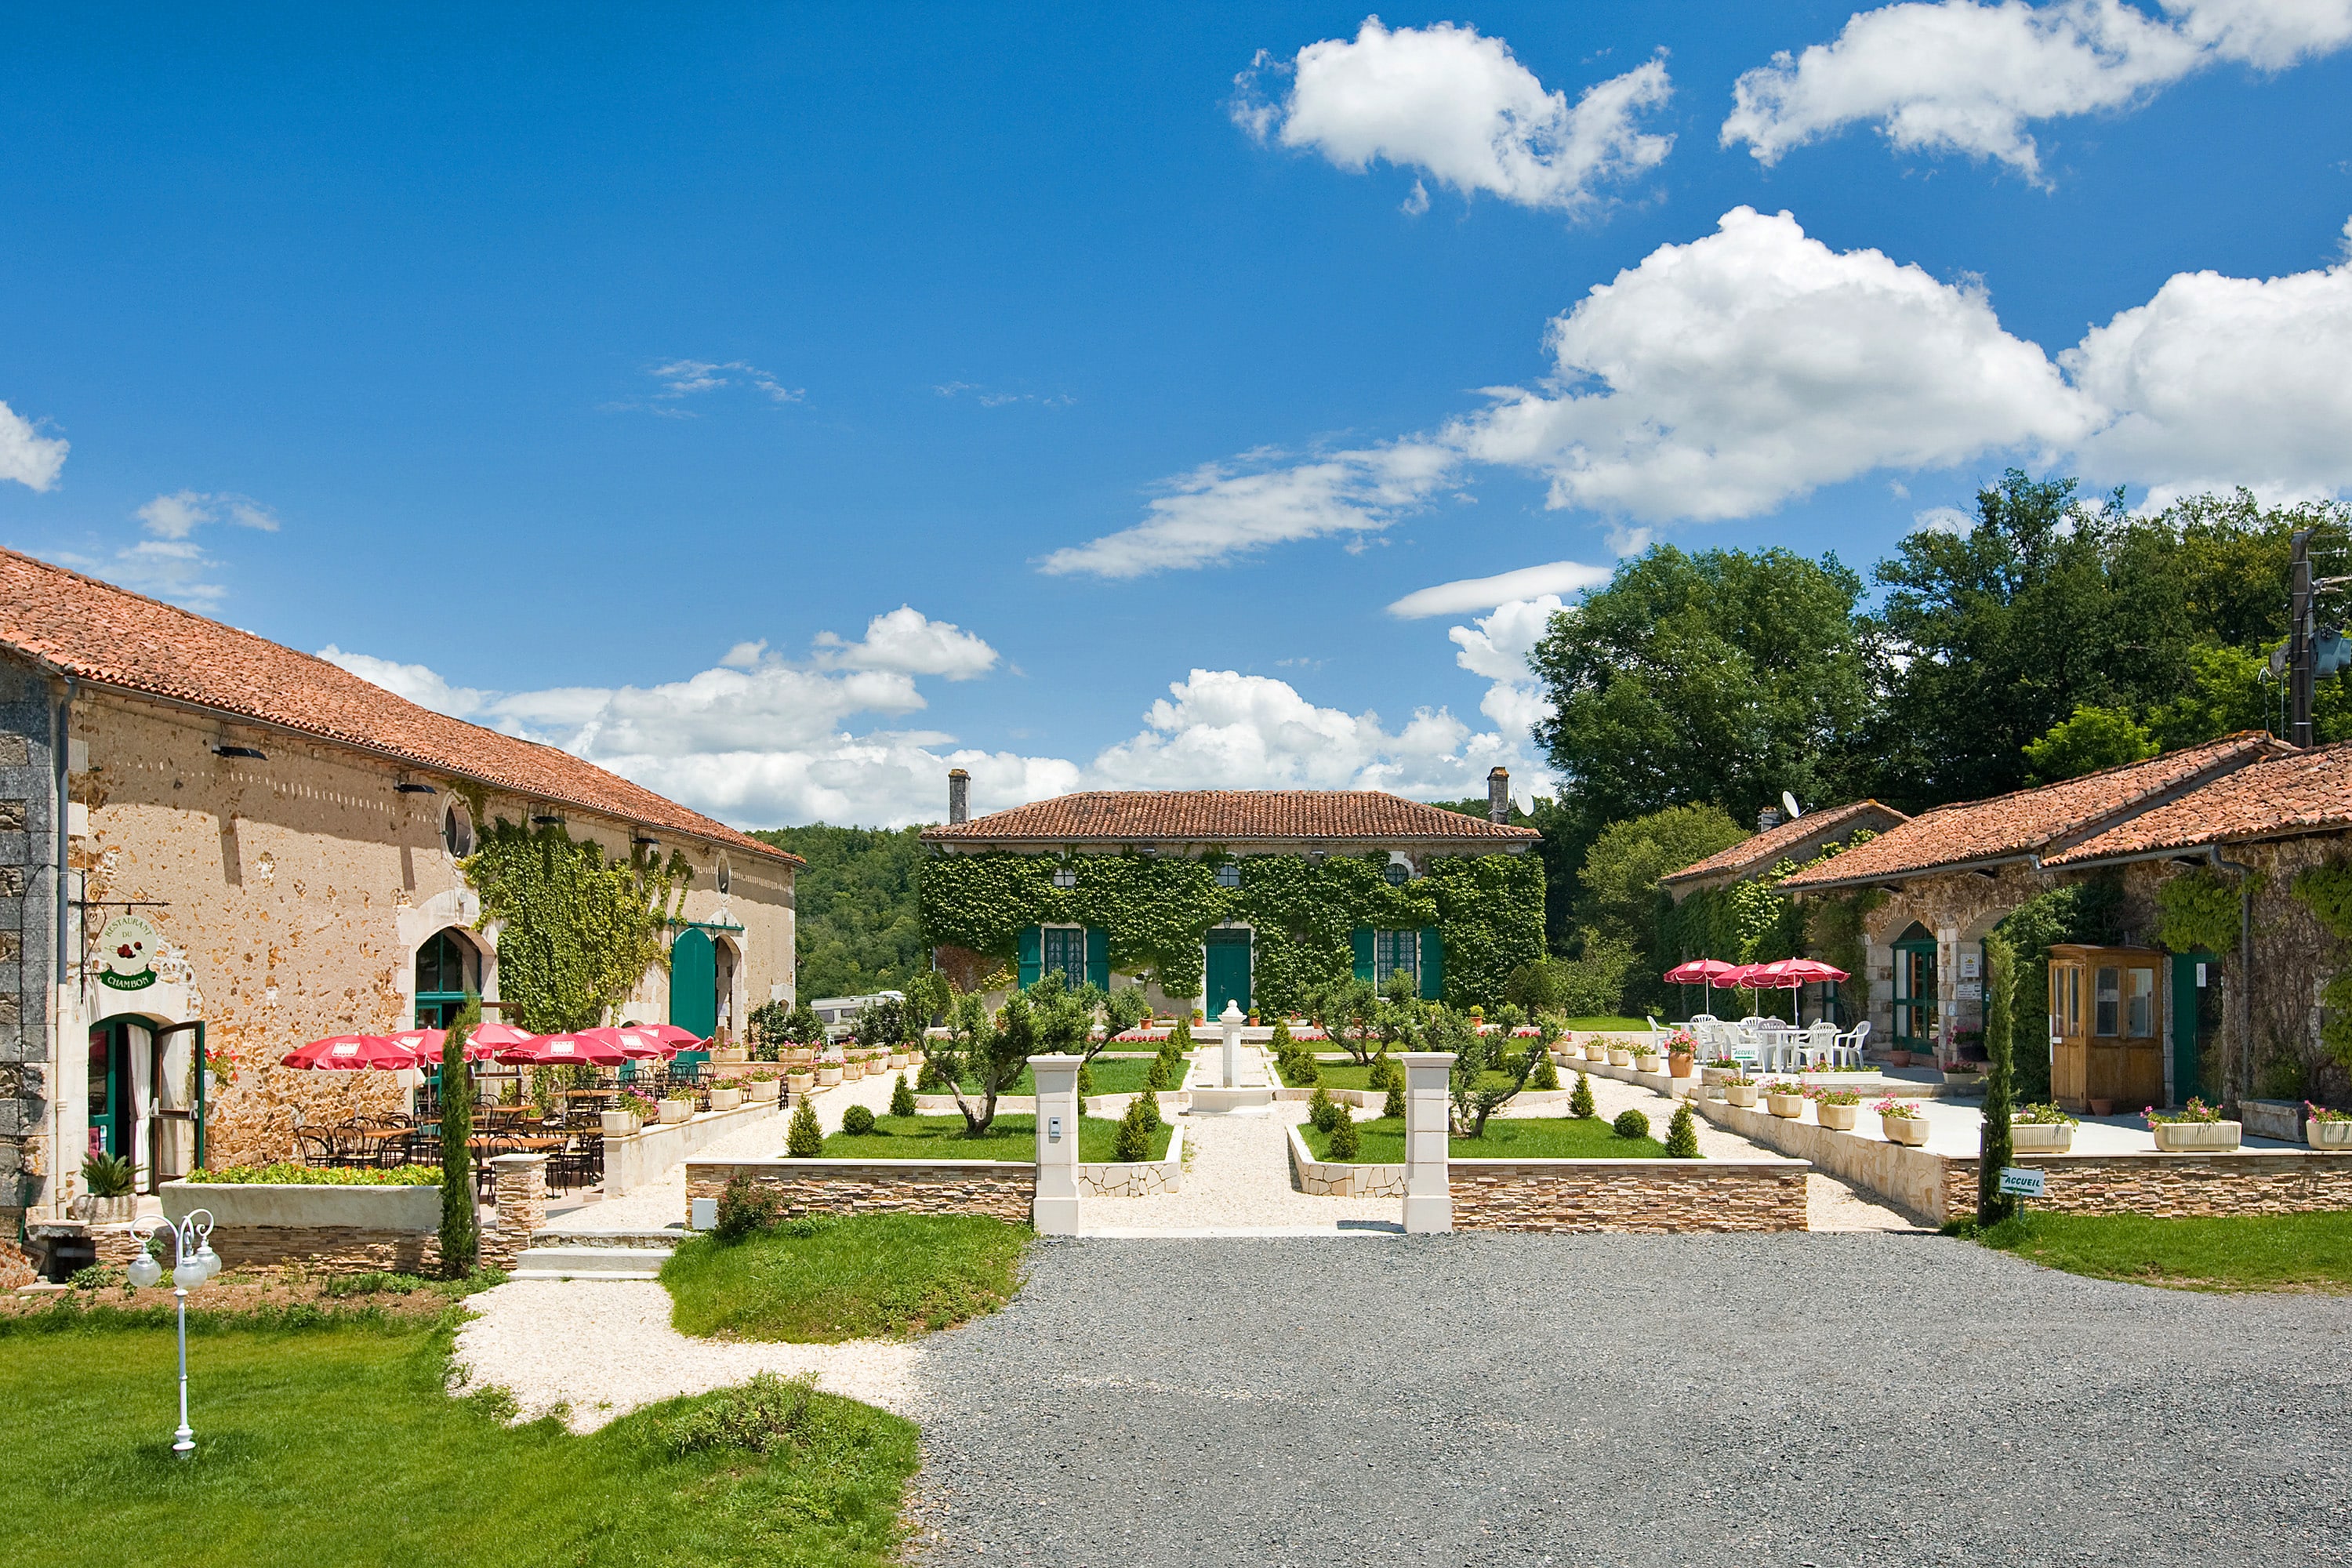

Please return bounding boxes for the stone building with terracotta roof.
[1749,732,2352,1114]
[0,547,799,1232]
[1658,799,1910,898]
[918,766,1544,1018]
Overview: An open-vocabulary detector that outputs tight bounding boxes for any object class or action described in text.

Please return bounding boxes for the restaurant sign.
[97,913,161,991]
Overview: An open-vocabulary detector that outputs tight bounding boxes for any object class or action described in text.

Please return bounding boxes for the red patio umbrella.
[1749,957,1850,1025]
[492,1031,630,1067]
[281,1033,414,1071]
[386,1027,445,1058]
[579,1025,668,1060]
[1663,958,1742,1017]
[630,1023,704,1048]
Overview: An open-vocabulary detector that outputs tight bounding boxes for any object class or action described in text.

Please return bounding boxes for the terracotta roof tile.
[1660,800,1910,885]
[921,789,1541,844]
[2046,740,2352,865]
[1778,733,2287,891]
[0,546,796,863]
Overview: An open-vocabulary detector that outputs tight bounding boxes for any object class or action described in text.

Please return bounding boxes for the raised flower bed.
[2010,1103,2078,1153]
[2310,1103,2352,1149]
[2147,1098,2241,1152]
[1875,1098,1928,1146]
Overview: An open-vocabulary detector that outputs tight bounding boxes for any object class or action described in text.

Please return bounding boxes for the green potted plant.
[817,1052,844,1088]
[1632,1042,1665,1073]
[708,1080,746,1111]
[1764,1079,1807,1119]
[1723,1073,1761,1109]
[1608,1041,1636,1068]
[2307,1102,2352,1149]
[76,1151,137,1224]
[657,1087,695,1123]
[2146,1097,2240,1152]
[1874,1096,1929,1146]
[744,1067,782,1102]
[2009,1102,2078,1153]
[1813,1085,1864,1131]
[602,1088,658,1136]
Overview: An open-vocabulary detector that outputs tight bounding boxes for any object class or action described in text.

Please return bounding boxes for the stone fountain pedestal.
[1186,1001,1273,1114]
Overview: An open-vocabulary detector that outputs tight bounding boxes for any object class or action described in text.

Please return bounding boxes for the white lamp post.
[127,1209,219,1457]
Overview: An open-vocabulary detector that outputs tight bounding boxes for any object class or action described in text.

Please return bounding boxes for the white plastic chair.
[1795,1020,1838,1071]
[1831,1019,1870,1070]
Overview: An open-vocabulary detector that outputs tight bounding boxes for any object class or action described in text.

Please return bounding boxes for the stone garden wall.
[1076,1124,1184,1197]
[1450,1157,1811,1232]
[1939,1149,2352,1222]
[1286,1123,1405,1198]
[684,1156,1034,1223]
[138,1153,546,1276]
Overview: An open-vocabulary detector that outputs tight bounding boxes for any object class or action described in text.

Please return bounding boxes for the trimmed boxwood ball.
[841,1104,877,1136]
[1611,1107,1650,1140]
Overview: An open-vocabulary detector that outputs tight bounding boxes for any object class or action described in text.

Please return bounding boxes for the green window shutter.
[1352,927,1375,983]
[1419,927,1444,1001]
[1017,926,1043,989]
[1086,926,1110,990]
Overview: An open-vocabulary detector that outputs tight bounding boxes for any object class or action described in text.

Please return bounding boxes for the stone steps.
[510,1228,678,1282]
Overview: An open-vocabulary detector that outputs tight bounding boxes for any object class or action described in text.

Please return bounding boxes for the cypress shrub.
[1132,1083,1163,1133]
[890,1073,916,1116]
[1978,931,2020,1227]
[1112,1090,1156,1162]
[1144,1054,1174,1092]
[840,1105,877,1136]
[1269,1017,1294,1053]
[1529,1052,1560,1091]
[1076,1062,1096,1098]
[1611,1107,1650,1140]
[1664,1103,1700,1158]
[786,1096,823,1157]
[1569,1071,1596,1120]
[437,1000,479,1279]
[1365,1051,1393,1092]
[1382,1080,1406,1120]
[1308,1084,1341,1133]
[1327,1109,1362,1160]
[916,1056,950,1091]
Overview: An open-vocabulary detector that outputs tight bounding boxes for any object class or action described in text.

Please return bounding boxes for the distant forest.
[750,823,928,1000]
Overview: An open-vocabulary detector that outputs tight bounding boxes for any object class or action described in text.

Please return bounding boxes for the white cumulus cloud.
[135,490,280,539]
[1236,17,1674,212]
[1446,597,1563,740]
[1036,441,1458,578]
[0,401,67,491]
[1388,561,1611,619]
[1722,0,2352,182]
[811,605,999,681]
[316,647,492,719]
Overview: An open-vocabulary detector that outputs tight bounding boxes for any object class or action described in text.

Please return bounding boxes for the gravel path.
[1080,1098,1399,1236]
[452,1279,921,1432]
[906,1236,2352,1566]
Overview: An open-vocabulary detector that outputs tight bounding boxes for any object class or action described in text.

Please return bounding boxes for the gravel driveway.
[906,1235,2352,1566]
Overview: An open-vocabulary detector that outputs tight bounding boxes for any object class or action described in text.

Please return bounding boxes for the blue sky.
[7,3,2352,826]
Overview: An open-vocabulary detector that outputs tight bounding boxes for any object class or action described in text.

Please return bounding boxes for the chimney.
[1486,766,1510,825]
[947,768,970,825]
[1757,805,1783,832]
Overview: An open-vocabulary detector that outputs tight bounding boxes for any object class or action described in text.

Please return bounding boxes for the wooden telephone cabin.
[2048,944,2164,1112]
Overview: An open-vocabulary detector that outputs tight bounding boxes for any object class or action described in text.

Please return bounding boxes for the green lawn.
[0,1317,916,1567]
[940,1056,1178,1098]
[663,1214,1031,1341]
[1563,1016,1661,1032]
[820,1112,1171,1163]
[1298,1114,1669,1162]
[1973,1210,2352,1293]
[1282,1059,1391,1091]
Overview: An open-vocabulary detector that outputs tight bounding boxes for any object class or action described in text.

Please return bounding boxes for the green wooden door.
[1204,931,1251,1017]
[670,927,718,1039]
[2169,951,2211,1105]
[1892,925,1937,1050]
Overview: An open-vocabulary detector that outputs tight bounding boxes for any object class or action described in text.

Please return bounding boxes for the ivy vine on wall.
[463,818,693,1033]
[2292,859,2352,1068]
[916,848,1544,1014]
[2154,867,2243,957]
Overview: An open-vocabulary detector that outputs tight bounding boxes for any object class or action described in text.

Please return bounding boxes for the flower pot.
[1725,1084,1759,1109]
[1817,1103,1859,1131]
[1766,1092,1806,1119]
[2310,1118,2352,1149]
[1700,1065,1730,1087]
[601,1110,639,1136]
[787,1072,815,1094]
[73,1194,136,1224]
[748,1078,780,1102]
[888,1052,909,1070]
[841,1061,864,1081]
[2010,1123,2072,1153]
[817,1066,843,1087]
[658,1098,694,1124]
[1634,1054,1664,1074]
[1609,1048,1634,1067]
[713,1047,749,1065]
[2088,1098,2116,1116]
[709,1087,745,1111]
[1889,1050,1912,1069]
[2151,1120,2241,1152]
[1880,1114,1928,1146]
[1668,1053,1695,1080]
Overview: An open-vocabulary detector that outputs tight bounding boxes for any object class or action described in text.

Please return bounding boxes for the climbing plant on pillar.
[463,818,693,1032]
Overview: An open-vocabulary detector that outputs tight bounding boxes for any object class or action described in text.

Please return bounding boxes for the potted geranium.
[709,1081,746,1111]
[1664,1027,1697,1080]
[786,1065,815,1096]
[2009,1102,2077,1153]
[1584,1037,1610,1063]
[602,1089,658,1136]
[817,1053,844,1087]
[2307,1102,2352,1149]
[1632,1044,1665,1073]
[1813,1085,1863,1132]
[1875,1097,1928,1146]
[657,1089,695,1123]
[1609,1043,1636,1068]
[745,1068,782,1102]
[1765,1080,1806,1119]
[2147,1098,2241,1152]
[1724,1074,1760,1109]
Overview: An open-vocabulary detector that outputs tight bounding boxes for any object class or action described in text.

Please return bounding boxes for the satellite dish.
[1781,791,1802,821]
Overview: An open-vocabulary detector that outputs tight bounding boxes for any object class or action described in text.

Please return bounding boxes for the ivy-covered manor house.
[917,766,1545,1018]
[0,548,798,1242]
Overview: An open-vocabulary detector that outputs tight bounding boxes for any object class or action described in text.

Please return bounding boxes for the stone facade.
[684,1157,1035,1223]
[1449,1158,1812,1232]
[1939,1149,2352,1222]
[0,659,56,1236]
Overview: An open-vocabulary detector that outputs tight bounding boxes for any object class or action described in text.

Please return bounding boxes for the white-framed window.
[1375,929,1418,985]
[1041,926,1087,987]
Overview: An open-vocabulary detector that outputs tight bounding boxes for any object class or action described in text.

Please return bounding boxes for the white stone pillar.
[1029,1054,1082,1236]
[1399,1051,1454,1234]
[1218,1000,1243,1090]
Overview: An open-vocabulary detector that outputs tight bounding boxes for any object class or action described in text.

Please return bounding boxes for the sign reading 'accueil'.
[1998,1166,2046,1199]
[96,913,161,991]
